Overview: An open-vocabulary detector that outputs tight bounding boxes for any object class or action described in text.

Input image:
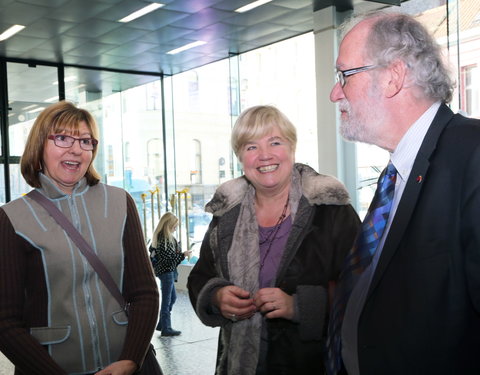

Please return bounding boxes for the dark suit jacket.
[357,104,480,375]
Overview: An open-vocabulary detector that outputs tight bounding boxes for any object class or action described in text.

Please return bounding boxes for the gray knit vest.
[2,175,128,374]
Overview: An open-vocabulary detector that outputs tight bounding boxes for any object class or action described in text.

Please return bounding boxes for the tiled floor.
[0,290,219,375]
[152,290,219,375]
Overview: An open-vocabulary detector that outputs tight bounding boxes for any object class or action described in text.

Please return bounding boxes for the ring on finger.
[229,313,238,322]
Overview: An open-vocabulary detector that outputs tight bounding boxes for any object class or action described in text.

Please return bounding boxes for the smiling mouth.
[62,161,80,170]
[257,164,278,173]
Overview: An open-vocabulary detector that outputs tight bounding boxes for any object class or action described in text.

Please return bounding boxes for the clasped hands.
[213,285,294,322]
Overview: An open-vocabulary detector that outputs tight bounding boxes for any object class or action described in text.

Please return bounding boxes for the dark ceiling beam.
[313,0,402,13]
[313,0,351,12]
[370,0,402,5]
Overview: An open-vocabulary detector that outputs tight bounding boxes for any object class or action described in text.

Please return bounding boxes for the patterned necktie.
[326,161,397,375]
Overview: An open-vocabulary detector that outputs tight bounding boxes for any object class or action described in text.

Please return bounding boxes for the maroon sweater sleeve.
[0,208,67,374]
[118,194,159,368]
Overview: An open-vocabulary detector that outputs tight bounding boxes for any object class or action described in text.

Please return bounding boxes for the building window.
[191,139,202,184]
[462,65,479,118]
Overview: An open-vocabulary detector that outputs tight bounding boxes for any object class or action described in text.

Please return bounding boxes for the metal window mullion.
[0,60,11,202]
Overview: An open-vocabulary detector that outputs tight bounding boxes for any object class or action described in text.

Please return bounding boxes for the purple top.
[258,215,292,288]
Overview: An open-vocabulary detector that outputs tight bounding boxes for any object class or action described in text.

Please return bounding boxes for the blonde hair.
[20,100,101,188]
[231,105,297,160]
[151,212,179,248]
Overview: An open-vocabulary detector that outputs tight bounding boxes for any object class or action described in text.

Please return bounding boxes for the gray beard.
[338,96,382,146]
[339,107,371,144]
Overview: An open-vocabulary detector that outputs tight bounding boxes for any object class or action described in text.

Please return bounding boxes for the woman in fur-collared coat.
[187,105,360,375]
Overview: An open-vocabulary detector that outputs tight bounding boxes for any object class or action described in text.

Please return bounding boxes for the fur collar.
[206,163,351,217]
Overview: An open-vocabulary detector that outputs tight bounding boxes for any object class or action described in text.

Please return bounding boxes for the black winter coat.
[188,164,360,375]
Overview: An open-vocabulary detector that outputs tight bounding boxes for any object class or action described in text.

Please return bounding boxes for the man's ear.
[385,60,407,98]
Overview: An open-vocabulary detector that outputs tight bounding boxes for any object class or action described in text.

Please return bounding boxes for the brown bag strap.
[27,189,127,311]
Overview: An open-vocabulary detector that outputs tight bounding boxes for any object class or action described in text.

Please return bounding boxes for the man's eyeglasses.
[335,65,378,87]
[48,134,98,151]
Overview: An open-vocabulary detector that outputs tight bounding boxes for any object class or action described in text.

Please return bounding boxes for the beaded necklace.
[259,195,289,269]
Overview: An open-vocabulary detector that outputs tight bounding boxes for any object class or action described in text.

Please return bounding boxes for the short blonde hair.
[151,212,179,248]
[20,101,101,188]
[231,105,297,160]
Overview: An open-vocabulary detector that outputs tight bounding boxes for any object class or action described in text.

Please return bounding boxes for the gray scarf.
[226,167,303,375]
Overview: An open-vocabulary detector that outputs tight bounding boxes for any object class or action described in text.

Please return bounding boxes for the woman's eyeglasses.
[48,134,98,151]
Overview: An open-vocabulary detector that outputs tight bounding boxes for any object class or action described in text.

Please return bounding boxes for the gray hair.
[340,11,455,103]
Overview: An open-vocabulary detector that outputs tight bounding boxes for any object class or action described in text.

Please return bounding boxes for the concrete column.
[314,6,338,177]
[314,6,358,206]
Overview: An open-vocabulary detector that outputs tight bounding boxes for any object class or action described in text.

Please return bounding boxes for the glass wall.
[171,59,233,255]
[354,0,480,217]
[170,33,317,258]
[239,32,318,169]
[1,32,316,251]
[6,62,59,200]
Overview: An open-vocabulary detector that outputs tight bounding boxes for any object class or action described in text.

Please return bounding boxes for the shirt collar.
[390,101,441,183]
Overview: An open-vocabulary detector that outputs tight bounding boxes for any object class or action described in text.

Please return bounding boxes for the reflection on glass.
[7,63,58,157]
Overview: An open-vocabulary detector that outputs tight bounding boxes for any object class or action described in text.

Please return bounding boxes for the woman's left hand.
[94,360,137,375]
[254,287,294,320]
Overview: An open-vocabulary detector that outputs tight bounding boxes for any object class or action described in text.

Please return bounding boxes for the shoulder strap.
[27,189,127,310]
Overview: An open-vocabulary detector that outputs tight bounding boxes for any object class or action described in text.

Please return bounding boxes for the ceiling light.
[167,41,207,55]
[0,25,25,41]
[27,107,46,114]
[118,3,165,23]
[22,104,37,111]
[235,0,273,13]
[44,96,59,103]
